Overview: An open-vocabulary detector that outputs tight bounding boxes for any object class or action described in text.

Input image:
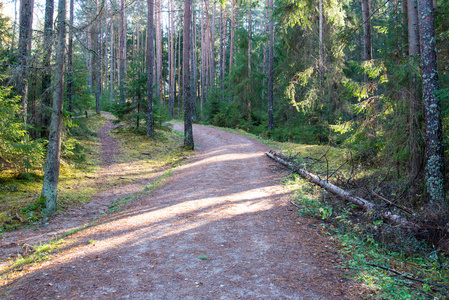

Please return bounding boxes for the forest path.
[1,121,365,299]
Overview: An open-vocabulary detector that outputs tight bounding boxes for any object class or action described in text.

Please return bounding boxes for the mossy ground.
[0,114,187,234]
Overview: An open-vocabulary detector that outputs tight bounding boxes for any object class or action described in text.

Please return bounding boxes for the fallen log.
[265,151,420,229]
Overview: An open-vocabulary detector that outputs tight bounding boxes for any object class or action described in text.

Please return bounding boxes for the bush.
[0,87,45,173]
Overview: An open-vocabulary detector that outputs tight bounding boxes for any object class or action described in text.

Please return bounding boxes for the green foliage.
[0,86,45,173]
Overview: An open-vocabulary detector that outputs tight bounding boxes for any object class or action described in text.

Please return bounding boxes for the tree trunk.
[318,0,323,81]
[94,0,101,114]
[41,0,54,135]
[229,0,235,74]
[265,152,420,228]
[361,0,372,82]
[408,0,421,180]
[268,0,274,131]
[247,0,252,119]
[192,9,198,120]
[200,2,205,116]
[147,0,154,136]
[220,2,226,102]
[210,1,215,88]
[110,9,114,103]
[155,0,162,103]
[16,0,34,124]
[119,0,126,103]
[169,0,175,117]
[418,0,446,213]
[183,0,194,149]
[177,23,182,119]
[67,0,74,112]
[40,0,66,214]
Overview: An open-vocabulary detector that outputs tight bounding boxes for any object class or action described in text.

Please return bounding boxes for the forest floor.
[0,113,369,299]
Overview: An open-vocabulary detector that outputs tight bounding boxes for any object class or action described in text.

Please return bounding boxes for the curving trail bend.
[0,123,365,299]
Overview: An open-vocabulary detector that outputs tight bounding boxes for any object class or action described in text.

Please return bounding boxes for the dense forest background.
[0,0,448,239]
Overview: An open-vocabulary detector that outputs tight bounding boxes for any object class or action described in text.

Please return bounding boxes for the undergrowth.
[283,157,449,299]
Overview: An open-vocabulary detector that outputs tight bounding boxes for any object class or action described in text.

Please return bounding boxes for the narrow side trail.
[1,124,366,299]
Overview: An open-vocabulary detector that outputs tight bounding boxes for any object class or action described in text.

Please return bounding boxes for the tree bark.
[229,0,235,74]
[41,0,54,135]
[407,0,422,180]
[177,22,182,119]
[361,0,372,82]
[119,0,126,103]
[147,0,154,136]
[40,0,66,214]
[418,0,446,212]
[155,0,162,103]
[408,0,420,56]
[94,0,101,114]
[16,0,34,123]
[200,2,205,116]
[183,0,194,149]
[169,0,175,117]
[220,2,226,102]
[67,0,74,112]
[268,0,274,131]
[110,7,114,104]
[247,0,252,119]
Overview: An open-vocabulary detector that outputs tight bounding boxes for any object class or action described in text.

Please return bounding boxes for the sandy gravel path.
[1,123,365,299]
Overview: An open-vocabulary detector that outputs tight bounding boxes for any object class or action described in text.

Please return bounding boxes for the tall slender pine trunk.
[67,0,74,112]
[268,0,274,131]
[183,0,194,149]
[147,0,155,135]
[40,0,66,213]
[41,0,54,135]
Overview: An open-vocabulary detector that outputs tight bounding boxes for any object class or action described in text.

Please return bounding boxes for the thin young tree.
[16,0,34,123]
[40,0,66,213]
[155,0,162,103]
[229,0,235,73]
[267,0,274,130]
[408,0,421,178]
[119,0,126,103]
[169,0,175,117]
[147,0,155,136]
[183,0,194,149]
[41,0,54,134]
[67,0,74,112]
[361,0,372,82]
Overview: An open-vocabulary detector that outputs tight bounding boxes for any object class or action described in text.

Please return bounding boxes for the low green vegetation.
[0,112,188,234]
[279,144,449,299]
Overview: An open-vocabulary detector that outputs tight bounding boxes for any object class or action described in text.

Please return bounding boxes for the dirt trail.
[1,122,366,299]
